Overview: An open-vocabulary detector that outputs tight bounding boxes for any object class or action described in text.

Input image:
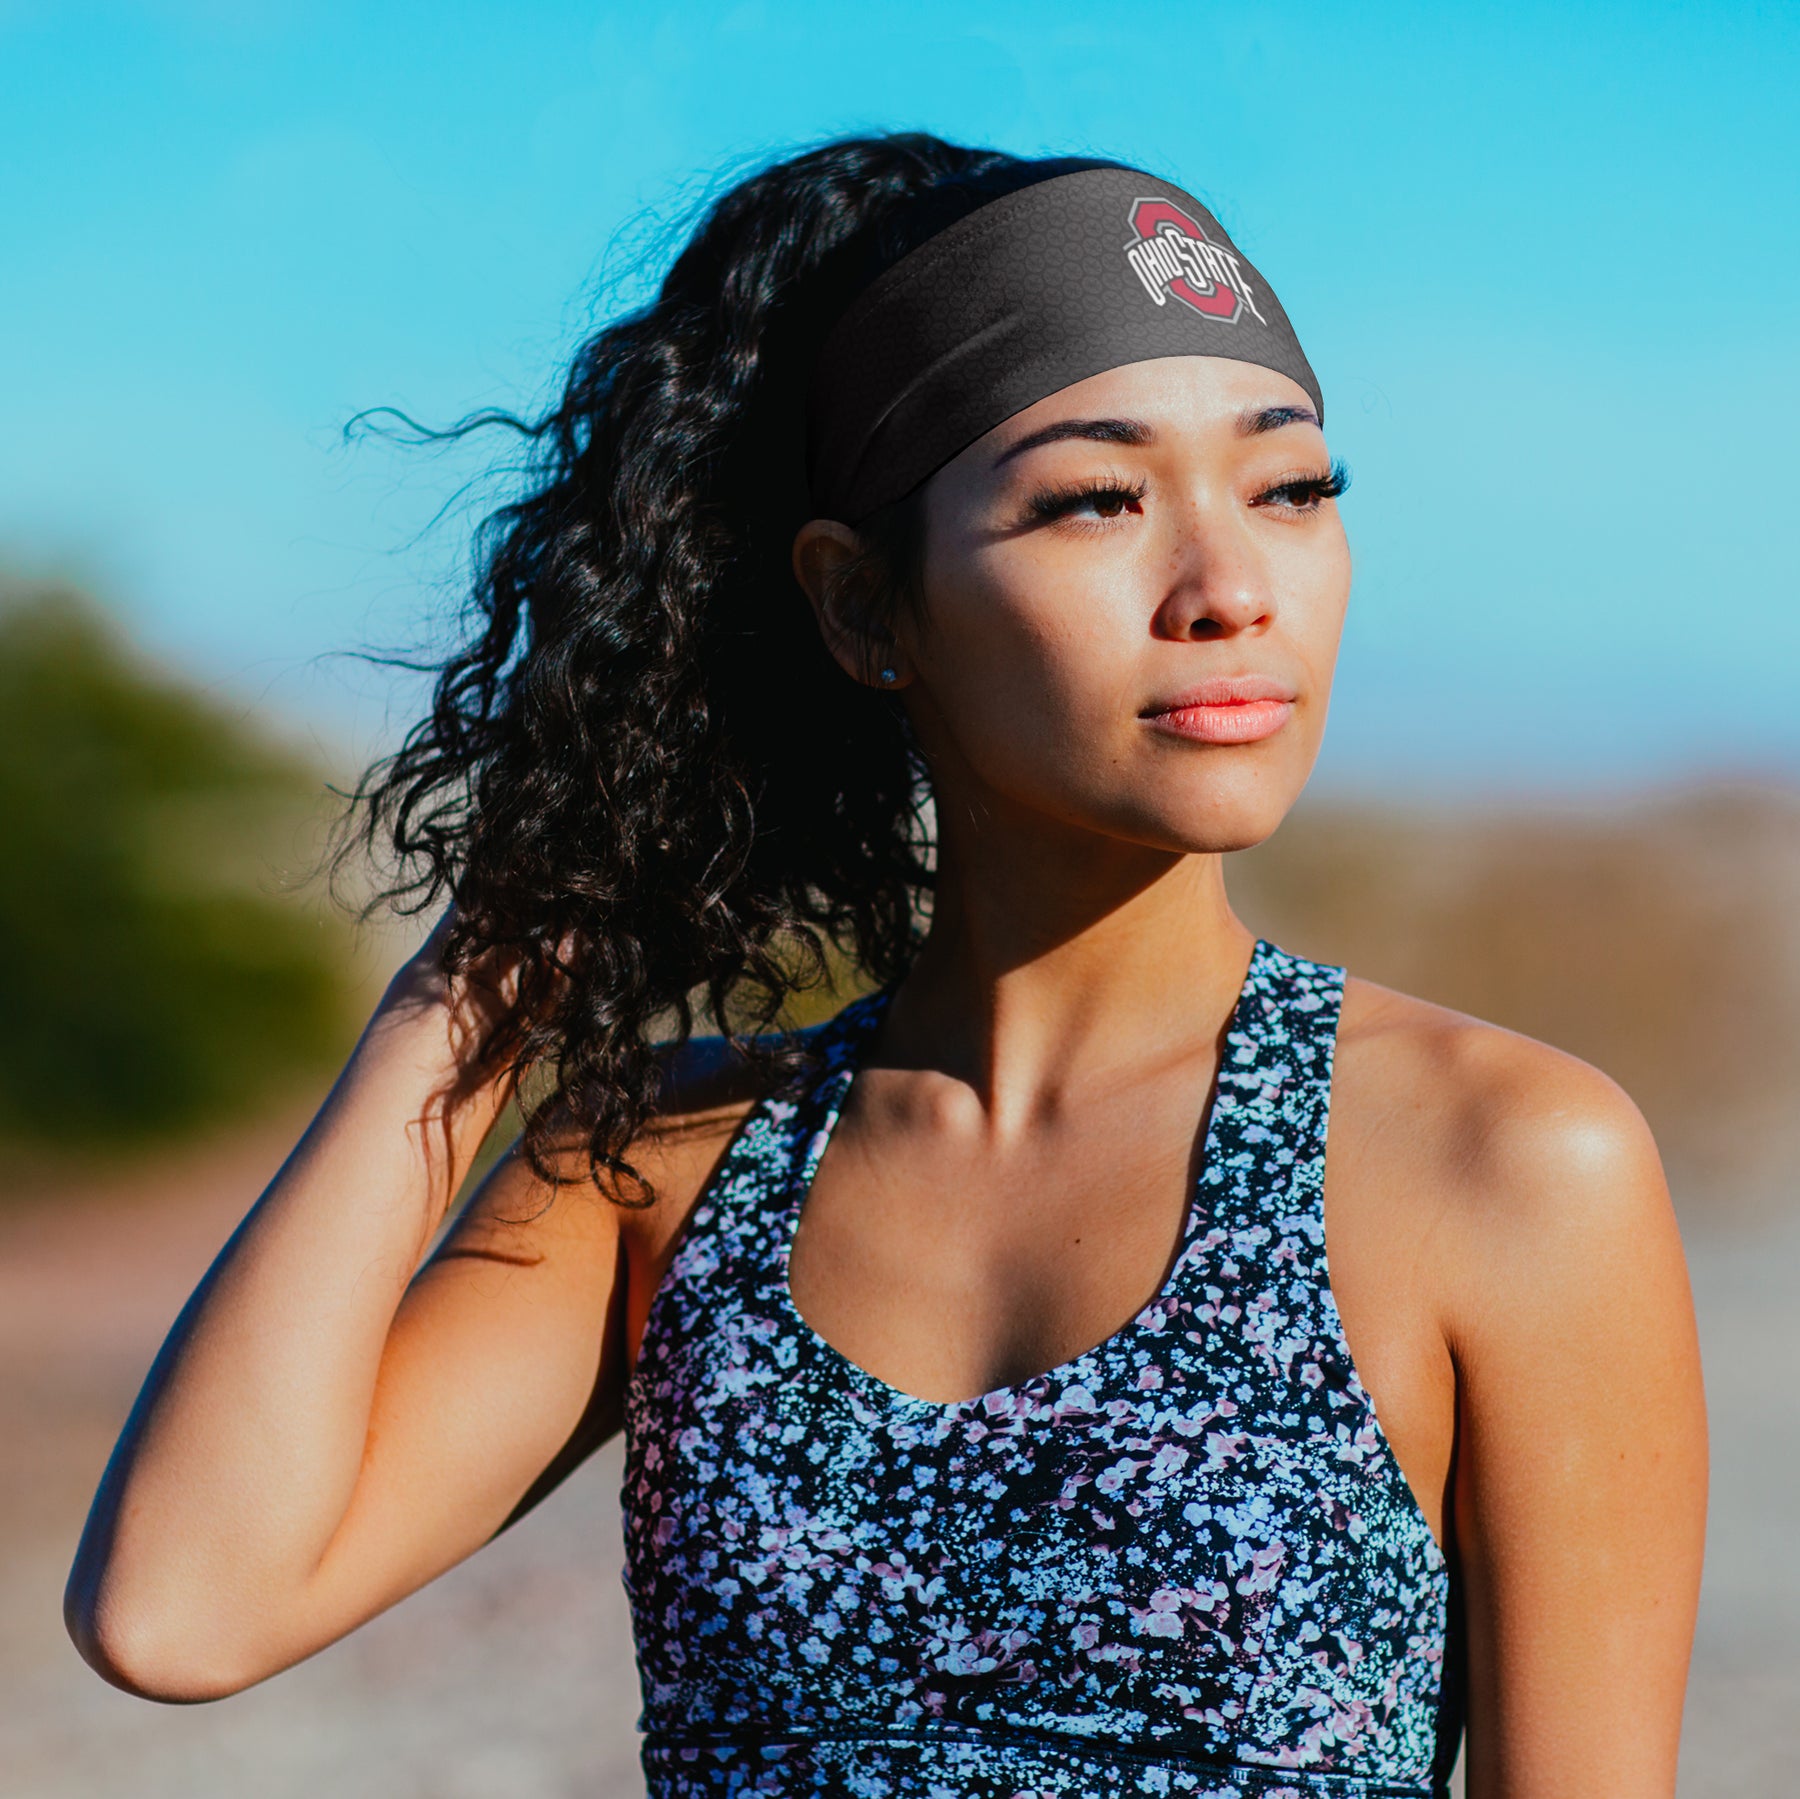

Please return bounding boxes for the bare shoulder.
[425,1026,800,1481]
[1332,975,1680,1335]
[448,1030,779,1257]
[1330,984,1706,1787]
[623,1033,780,1231]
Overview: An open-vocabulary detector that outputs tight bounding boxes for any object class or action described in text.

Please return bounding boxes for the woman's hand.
[63,897,624,1704]
[364,900,591,1224]
[382,902,525,1071]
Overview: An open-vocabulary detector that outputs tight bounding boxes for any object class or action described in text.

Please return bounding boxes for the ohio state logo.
[1124,198,1266,326]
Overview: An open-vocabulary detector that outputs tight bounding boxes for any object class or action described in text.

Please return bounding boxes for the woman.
[67,135,1707,1797]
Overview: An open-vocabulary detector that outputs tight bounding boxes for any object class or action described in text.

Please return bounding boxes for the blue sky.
[2,1,1796,792]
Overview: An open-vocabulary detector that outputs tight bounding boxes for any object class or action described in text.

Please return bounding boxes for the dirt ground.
[2,1112,1795,1797]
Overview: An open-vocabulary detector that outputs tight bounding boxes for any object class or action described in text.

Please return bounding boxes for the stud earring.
[878,667,898,685]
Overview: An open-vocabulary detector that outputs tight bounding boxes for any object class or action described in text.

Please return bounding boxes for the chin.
[1114,731,1319,847]
[1129,779,1307,857]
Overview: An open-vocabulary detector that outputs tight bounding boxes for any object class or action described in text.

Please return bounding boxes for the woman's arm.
[1447,1042,1708,1797]
[63,914,627,1702]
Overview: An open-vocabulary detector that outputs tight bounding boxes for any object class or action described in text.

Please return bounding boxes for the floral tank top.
[620,941,1463,1796]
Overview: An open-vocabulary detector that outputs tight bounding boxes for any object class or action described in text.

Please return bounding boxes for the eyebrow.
[991,402,1320,470]
[1238,403,1320,436]
[991,416,1155,468]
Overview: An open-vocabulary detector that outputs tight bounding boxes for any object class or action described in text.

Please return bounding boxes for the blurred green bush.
[0,578,352,1160]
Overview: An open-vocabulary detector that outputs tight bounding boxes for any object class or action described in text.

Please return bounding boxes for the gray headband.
[805,164,1322,523]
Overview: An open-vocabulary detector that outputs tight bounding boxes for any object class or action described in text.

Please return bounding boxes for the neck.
[881,790,1258,1128]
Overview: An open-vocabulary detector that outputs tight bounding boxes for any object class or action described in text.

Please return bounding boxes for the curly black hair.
[330,132,1028,1205]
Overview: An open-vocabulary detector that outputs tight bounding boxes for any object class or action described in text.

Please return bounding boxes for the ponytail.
[331,133,1019,1203]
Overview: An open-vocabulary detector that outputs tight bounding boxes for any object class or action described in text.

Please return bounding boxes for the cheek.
[1273,525,1351,676]
[916,544,1146,760]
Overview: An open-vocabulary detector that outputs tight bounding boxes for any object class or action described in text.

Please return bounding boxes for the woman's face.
[807,354,1351,856]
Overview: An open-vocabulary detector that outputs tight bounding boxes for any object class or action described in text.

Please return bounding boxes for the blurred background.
[1,3,1794,1793]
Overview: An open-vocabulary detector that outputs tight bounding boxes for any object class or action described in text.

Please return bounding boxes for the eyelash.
[1260,460,1352,512]
[1022,459,1352,528]
[1024,476,1148,526]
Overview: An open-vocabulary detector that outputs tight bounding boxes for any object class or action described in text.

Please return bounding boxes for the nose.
[1151,497,1273,642]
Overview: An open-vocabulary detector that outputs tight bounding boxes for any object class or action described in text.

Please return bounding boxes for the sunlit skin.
[67,354,1705,1799]
[866,356,1349,861]
[780,354,1363,1424]
[782,353,1702,1796]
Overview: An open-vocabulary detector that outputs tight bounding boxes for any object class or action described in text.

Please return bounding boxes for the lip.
[1141,675,1297,745]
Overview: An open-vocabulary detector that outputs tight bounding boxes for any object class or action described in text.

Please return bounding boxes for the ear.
[790,517,909,689]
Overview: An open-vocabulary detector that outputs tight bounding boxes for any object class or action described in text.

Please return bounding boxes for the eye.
[1023,478,1148,526]
[1254,459,1351,514]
